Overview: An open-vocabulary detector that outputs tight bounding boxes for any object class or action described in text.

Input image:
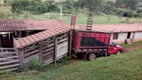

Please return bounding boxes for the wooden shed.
[0,19,71,72]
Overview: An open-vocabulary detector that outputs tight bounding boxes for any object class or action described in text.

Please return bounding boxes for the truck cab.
[108,42,123,55]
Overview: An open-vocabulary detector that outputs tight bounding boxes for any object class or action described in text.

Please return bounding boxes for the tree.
[78,0,105,14]
[116,0,140,10]
[11,0,59,14]
[62,0,74,14]
[0,11,11,19]
[103,1,116,14]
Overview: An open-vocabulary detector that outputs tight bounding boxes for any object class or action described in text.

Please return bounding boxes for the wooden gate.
[0,48,20,73]
[39,37,55,65]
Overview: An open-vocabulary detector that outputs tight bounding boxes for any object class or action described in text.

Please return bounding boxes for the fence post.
[39,42,42,61]
[68,30,73,60]
[54,37,57,64]
[19,49,24,69]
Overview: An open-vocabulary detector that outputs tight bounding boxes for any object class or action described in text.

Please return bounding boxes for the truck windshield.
[110,42,116,46]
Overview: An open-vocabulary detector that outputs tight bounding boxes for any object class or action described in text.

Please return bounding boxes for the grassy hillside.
[27,13,142,24]
[1,48,142,80]
[0,6,141,24]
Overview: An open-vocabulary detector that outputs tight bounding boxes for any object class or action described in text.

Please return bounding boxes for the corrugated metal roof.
[14,26,70,49]
[76,23,142,33]
[0,19,69,31]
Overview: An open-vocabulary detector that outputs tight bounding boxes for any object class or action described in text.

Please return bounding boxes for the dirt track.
[124,46,142,53]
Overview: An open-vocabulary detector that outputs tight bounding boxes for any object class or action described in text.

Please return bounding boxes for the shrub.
[136,13,142,18]
[103,1,116,14]
[11,0,59,14]
[57,56,70,64]
[0,11,11,19]
[137,9,142,13]
[116,8,137,17]
[28,59,43,70]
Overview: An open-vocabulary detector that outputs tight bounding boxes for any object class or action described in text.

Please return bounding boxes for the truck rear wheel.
[87,53,96,61]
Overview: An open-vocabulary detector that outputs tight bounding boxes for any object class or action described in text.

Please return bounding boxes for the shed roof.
[14,26,70,49]
[76,23,142,33]
[0,19,68,31]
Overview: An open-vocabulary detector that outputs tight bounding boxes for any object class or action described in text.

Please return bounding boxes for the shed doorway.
[0,32,13,48]
[127,32,131,39]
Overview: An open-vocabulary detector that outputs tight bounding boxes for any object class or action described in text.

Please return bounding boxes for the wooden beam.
[68,30,73,60]
[54,37,57,64]
[19,49,24,69]
[39,43,43,61]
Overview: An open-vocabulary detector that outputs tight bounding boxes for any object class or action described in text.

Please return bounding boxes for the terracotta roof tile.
[14,26,70,49]
[0,19,69,31]
[76,23,142,32]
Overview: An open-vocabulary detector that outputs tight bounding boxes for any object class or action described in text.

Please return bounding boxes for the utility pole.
[60,6,62,20]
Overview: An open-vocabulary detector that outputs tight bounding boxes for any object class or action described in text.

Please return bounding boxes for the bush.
[137,9,142,13]
[135,13,142,18]
[28,59,43,70]
[116,8,137,17]
[57,56,70,64]
[103,1,116,14]
[11,0,59,14]
[0,11,11,19]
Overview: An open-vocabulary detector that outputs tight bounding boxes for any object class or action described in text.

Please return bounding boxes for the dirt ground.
[124,45,142,53]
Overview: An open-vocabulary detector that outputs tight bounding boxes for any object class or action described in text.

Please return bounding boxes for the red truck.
[72,30,123,60]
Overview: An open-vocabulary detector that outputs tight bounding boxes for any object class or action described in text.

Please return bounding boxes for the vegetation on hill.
[0,0,142,22]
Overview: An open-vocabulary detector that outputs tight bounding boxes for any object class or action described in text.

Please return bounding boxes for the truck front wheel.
[87,53,97,61]
[117,51,122,54]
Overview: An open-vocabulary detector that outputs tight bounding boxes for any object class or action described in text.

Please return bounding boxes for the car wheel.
[87,53,96,61]
[117,51,122,54]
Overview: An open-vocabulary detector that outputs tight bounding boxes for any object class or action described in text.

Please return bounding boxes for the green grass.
[8,12,142,24]
[1,47,142,80]
[0,6,142,24]
[121,41,142,48]
[0,6,11,13]
[27,13,142,24]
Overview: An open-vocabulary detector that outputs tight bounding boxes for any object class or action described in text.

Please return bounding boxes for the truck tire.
[117,51,122,54]
[87,53,97,61]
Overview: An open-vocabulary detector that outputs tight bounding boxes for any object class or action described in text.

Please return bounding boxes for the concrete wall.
[111,33,127,44]
[111,32,142,44]
[133,32,142,42]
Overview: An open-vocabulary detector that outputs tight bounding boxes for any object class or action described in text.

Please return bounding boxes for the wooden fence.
[18,32,69,68]
[0,48,20,73]
[0,31,70,72]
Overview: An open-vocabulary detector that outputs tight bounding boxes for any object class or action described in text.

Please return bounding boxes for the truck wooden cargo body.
[72,30,111,60]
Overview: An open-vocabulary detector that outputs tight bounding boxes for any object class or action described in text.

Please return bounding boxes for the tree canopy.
[78,0,105,14]
[116,0,140,10]
[11,0,59,14]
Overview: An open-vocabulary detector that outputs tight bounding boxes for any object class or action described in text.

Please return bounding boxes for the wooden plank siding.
[13,31,69,68]
[0,48,20,73]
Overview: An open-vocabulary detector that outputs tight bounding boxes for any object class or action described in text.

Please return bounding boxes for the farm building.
[76,23,142,44]
[0,19,71,73]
